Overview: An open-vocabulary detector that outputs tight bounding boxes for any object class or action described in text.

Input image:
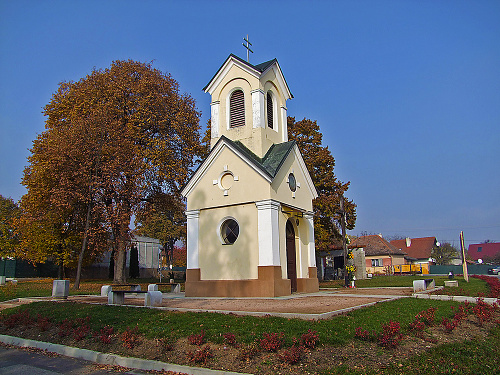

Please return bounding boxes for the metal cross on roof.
[242,34,253,62]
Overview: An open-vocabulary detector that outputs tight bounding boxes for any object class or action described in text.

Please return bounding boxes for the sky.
[1,0,499,249]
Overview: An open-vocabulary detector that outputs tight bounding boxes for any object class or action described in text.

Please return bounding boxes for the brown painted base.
[185,266,319,297]
[297,267,320,294]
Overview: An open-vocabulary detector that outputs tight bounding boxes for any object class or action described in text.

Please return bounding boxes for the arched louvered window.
[229,90,245,128]
[267,92,274,129]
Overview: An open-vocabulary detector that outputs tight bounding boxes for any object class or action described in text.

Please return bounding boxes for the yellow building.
[181,54,319,297]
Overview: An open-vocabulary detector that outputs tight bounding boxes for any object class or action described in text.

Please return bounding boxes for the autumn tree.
[22,60,202,286]
[134,193,186,271]
[0,195,20,257]
[287,117,356,252]
[431,242,459,265]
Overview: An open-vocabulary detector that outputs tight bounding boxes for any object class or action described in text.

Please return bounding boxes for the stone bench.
[148,283,181,293]
[444,280,459,287]
[107,290,162,307]
[101,284,141,296]
[413,278,435,293]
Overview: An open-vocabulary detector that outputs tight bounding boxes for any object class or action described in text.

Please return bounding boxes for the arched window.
[267,92,274,129]
[229,90,245,128]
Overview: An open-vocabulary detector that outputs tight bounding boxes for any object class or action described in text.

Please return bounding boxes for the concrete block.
[444,280,458,287]
[171,283,181,293]
[148,284,158,291]
[131,284,141,291]
[108,292,124,305]
[144,291,162,307]
[10,280,17,285]
[101,285,112,296]
[52,279,70,299]
[0,276,5,285]
[413,279,435,292]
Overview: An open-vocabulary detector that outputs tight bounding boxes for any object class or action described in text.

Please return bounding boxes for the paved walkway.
[0,345,144,375]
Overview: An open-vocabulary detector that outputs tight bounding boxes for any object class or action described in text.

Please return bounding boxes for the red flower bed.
[471,275,500,298]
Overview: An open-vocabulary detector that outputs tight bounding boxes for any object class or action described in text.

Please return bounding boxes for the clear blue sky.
[1,0,499,249]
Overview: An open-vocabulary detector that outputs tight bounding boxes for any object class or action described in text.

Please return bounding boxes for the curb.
[412,294,499,304]
[152,295,404,321]
[0,334,251,375]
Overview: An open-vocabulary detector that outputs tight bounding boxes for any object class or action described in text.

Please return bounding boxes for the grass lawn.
[0,278,180,302]
[1,298,460,345]
[322,325,500,375]
[320,274,490,296]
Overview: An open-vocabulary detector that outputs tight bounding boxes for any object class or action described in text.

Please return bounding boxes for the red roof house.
[390,237,438,264]
[352,235,407,274]
[467,243,500,262]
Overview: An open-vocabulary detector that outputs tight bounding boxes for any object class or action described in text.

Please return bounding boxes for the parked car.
[487,267,500,275]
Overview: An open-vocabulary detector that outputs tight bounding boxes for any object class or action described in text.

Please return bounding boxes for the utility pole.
[340,196,349,287]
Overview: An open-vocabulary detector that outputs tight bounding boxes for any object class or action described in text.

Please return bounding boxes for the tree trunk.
[74,202,92,290]
[108,250,115,279]
[113,239,128,284]
[57,262,63,279]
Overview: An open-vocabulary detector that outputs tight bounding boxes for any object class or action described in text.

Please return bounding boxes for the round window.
[221,218,239,245]
[220,172,234,190]
[288,173,297,192]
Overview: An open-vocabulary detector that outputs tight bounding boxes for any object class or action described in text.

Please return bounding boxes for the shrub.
[301,329,320,349]
[223,332,237,346]
[36,314,51,332]
[188,330,205,346]
[354,327,375,341]
[416,307,437,326]
[408,317,425,334]
[58,319,73,337]
[3,310,31,328]
[473,298,495,326]
[73,324,91,341]
[120,326,141,349]
[278,343,304,365]
[238,342,260,361]
[378,320,403,349]
[260,332,285,352]
[186,345,214,364]
[96,326,114,344]
[441,317,458,333]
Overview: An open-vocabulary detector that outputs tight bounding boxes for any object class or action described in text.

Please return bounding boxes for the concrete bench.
[148,283,181,293]
[444,280,459,287]
[107,290,162,307]
[107,290,147,305]
[101,284,141,296]
[413,278,435,293]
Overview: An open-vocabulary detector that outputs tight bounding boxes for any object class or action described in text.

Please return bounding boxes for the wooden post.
[460,231,469,282]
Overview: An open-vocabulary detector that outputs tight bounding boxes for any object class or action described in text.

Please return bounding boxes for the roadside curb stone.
[0,334,251,375]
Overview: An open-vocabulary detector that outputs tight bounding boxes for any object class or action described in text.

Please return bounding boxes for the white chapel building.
[181,54,319,297]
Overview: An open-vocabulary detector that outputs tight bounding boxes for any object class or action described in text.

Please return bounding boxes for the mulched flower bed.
[0,301,499,374]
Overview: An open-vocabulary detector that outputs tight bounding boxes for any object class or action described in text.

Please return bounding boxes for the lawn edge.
[0,334,251,375]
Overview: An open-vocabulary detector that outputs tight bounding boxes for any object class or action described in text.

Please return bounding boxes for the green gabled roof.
[203,54,293,98]
[221,135,296,179]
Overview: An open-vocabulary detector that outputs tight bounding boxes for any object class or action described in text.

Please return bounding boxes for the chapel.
[181,54,319,297]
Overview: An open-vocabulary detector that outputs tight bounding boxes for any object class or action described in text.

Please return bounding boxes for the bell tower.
[203,54,293,158]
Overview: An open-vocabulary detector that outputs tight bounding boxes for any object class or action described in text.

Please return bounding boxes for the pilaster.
[255,199,281,266]
[251,89,265,129]
[304,212,316,268]
[186,210,200,269]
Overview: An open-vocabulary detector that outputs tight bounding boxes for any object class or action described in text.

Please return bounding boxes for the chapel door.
[286,220,297,292]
